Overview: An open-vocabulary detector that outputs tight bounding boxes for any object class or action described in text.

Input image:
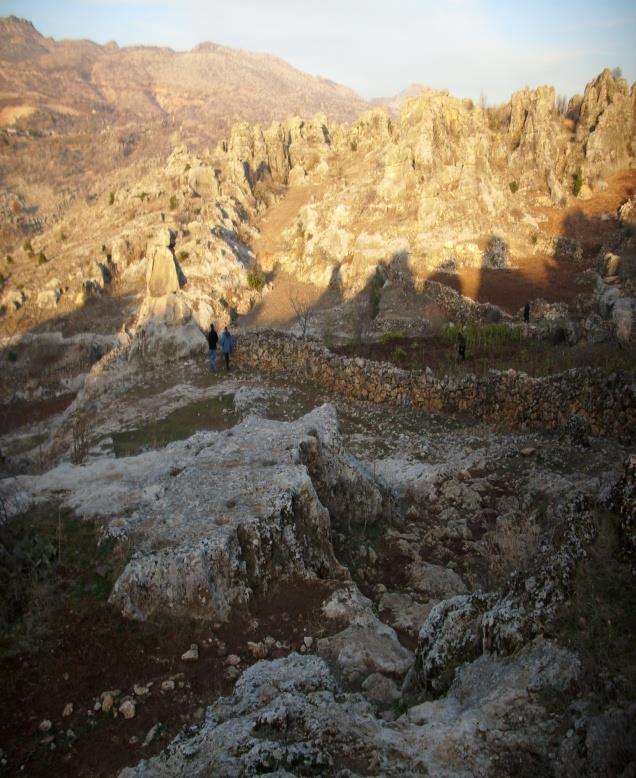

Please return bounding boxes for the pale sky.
[2,0,635,103]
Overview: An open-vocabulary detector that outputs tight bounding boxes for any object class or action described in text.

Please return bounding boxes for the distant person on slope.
[207,323,218,370]
[220,326,233,371]
[523,302,530,324]
[457,331,466,362]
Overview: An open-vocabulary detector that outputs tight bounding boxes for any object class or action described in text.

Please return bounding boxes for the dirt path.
[252,182,328,262]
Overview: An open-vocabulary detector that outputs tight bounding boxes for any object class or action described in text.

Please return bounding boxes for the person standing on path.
[207,323,218,370]
[220,326,233,371]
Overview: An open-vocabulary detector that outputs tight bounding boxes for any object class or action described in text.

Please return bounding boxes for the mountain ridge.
[0,16,371,126]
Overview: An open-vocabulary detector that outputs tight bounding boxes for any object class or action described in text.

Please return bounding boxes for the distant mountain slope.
[372,83,427,116]
[0,16,371,128]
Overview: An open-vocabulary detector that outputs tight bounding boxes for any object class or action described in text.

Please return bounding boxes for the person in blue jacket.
[220,326,233,371]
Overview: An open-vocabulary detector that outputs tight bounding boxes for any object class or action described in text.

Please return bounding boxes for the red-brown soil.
[0,392,75,436]
[0,510,344,778]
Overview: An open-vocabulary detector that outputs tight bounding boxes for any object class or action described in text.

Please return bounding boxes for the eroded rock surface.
[6,405,391,621]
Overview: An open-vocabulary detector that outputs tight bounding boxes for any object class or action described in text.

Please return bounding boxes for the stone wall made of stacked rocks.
[234,331,636,438]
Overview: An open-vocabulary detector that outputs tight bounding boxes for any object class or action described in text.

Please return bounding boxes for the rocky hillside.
[0,16,368,128]
[1,42,635,778]
[0,15,370,249]
[1,68,634,376]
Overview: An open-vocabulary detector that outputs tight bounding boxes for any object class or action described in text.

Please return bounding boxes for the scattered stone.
[38,720,52,733]
[100,691,120,714]
[212,639,227,656]
[225,654,241,667]
[161,680,176,692]
[303,636,314,649]
[133,684,151,697]
[520,447,536,456]
[143,723,161,747]
[224,666,241,681]
[119,699,136,720]
[62,703,73,718]
[181,644,199,662]
[247,641,268,660]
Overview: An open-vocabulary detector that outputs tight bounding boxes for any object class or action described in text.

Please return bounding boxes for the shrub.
[0,272,5,286]
[178,250,189,262]
[108,191,115,206]
[71,416,90,465]
[369,271,384,319]
[184,163,191,172]
[22,240,33,255]
[137,191,149,201]
[573,168,583,197]
[59,231,67,241]
[5,255,12,264]
[7,350,17,363]
[531,232,538,245]
[391,346,407,362]
[37,252,47,265]
[382,331,405,343]
[350,139,358,152]
[509,180,519,194]
[169,194,178,210]
[247,268,265,292]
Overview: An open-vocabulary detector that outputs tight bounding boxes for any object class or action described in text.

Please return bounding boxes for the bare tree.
[289,289,313,338]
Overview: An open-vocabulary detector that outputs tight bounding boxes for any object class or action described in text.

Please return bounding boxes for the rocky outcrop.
[119,638,596,778]
[576,69,634,172]
[145,228,181,297]
[406,495,596,694]
[130,293,207,362]
[317,587,413,688]
[6,405,393,621]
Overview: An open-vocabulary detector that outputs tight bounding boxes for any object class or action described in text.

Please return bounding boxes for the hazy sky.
[2,0,635,102]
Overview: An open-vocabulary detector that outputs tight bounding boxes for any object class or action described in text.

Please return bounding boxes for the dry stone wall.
[234,331,635,438]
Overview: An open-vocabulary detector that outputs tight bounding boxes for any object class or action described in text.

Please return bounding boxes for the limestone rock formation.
[119,639,594,778]
[8,405,392,622]
[145,229,181,298]
[576,69,634,172]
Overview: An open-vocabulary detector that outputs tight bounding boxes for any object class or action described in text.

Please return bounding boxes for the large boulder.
[146,245,181,297]
[132,294,207,361]
[317,587,413,686]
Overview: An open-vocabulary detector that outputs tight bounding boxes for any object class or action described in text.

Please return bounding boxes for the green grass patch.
[247,268,265,292]
[441,321,523,349]
[381,330,406,343]
[111,395,239,457]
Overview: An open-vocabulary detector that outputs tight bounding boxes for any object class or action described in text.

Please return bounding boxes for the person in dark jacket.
[457,331,466,362]
[207,324,218,370]
[523,302,530,324]
[220,326,233,371]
